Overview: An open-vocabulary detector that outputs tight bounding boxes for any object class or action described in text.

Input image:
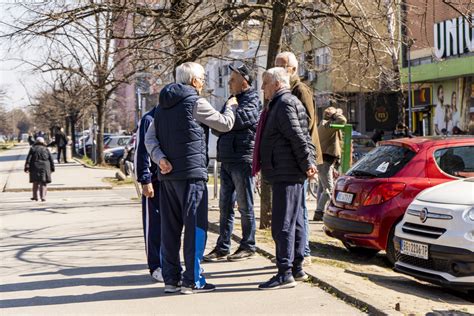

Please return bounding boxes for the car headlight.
[468,207,474,221]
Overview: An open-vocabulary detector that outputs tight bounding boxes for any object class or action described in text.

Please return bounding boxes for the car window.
[434,146,474,178]
[118,137,129,146]
[347,145,416,178]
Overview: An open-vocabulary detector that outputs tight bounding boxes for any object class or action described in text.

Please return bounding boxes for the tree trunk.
[70,116,77,156]
[259,0,290,229]
[96,96,105,165]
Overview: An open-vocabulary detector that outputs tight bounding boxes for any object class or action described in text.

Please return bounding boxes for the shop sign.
[434,14,474,59]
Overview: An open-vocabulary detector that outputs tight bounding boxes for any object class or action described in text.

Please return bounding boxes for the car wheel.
[385,224,397,267]
[342,241,380,258]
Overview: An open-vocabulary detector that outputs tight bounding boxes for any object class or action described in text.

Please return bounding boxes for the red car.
[323,136,474,264]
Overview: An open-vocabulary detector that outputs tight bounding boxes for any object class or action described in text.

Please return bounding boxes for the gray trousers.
[316,161,334,213]
[32,182,47,200]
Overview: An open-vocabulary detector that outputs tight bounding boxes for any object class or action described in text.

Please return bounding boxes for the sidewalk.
[1,144,116,192]
[208,197,474,315]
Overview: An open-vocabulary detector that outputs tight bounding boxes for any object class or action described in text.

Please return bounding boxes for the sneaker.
[258,274,297,290]
[313,211,324,221]
[227,248,256,262]
[164,283,181,293]
[180,283,216,295]
[151,268,164,282]
[303,256,312,266]
[30,197,38,201]
[293,270,309,282]
[203,248,229,262]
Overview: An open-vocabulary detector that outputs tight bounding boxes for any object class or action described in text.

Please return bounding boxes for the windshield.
[347,145,416,178]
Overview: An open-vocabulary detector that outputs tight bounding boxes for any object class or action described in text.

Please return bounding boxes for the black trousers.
[57,146,67,163]
[271,182,305,275]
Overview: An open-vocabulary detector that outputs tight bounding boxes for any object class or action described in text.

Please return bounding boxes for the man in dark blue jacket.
[145,62,235,295]
[134,107,162,283]
[204,64,261,262]
[256,67,316,290]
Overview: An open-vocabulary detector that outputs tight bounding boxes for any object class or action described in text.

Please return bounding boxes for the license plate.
[400,240,429,260]
[335,191,354,204]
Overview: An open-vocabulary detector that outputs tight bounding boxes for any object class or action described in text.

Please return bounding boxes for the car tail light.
[362,182,406,206]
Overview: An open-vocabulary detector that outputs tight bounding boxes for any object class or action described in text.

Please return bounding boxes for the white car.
[393,178,474,292]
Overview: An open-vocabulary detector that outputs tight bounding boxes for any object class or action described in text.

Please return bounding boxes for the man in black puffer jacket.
[204,64,261,262]
[256,67,317,290]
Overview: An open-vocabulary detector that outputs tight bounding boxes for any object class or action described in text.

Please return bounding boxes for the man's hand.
[226,96,238,110]
[159,158,173,174]
[142,183,154,198]
[306,165,318,179]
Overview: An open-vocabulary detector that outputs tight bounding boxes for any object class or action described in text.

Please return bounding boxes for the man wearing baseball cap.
[204,63,261,262]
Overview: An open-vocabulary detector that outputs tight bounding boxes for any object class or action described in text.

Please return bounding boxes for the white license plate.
[400,240,429,260]
[335,192,354,204]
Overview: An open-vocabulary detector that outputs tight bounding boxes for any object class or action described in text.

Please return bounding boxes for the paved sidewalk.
[207,199,474,315]
[1,189,363,315]
[1,144,115,192]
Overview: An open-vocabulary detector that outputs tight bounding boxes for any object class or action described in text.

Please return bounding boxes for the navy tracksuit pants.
[142,180,161,274]
[271,182,305,275]
[159,179,208,288]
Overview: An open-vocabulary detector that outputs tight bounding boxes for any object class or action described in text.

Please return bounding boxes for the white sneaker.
[151,268,164,282]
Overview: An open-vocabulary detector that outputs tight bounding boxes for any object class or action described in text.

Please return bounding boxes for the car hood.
[417,178,474,205]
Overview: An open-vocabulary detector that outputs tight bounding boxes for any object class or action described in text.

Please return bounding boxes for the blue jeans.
[302,179,311,257]
[216,162,256,252]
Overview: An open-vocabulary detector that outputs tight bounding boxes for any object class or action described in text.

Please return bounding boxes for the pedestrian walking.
[53,128,68,163]
[313,106,347,221]
[134,107,163,283]
[24,137,55,202]
[256,67,316,290]
[203,63,260,263]
[145,62,235,295]
[275,51,323,265]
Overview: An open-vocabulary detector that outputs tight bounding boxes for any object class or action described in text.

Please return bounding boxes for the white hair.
[276,51,299,72]
[263,67,290,88]
[175,62,205,85]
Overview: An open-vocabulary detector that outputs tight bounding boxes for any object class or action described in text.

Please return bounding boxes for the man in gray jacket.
[145,62,235,295]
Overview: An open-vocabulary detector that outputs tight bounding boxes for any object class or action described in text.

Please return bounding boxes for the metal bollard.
[213,159,218,199]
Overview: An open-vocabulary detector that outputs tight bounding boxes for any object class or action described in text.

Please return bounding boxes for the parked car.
[119,134,136,175]
[393,178,474,293]
[352,134,376,163]
[104,135,132,150]
[77,133,113,156]
[104,147,125,167]
[323,136,474,264]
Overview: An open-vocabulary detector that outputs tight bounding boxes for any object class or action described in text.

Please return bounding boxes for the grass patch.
[103,177,135,186]
[0,142,16,151]
[311,257,350,269]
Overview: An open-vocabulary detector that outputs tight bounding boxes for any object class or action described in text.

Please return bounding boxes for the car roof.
[378,136,474,152]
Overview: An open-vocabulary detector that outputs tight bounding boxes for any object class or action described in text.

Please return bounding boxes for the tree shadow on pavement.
[345,270,473,304]
[21,264,147,277]
[309,240,389,268]
[0,154,24,162]
[0,274,152,293]
[0,287,167,309]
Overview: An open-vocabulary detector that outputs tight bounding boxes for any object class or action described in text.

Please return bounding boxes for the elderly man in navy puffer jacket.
[204,64,261,262]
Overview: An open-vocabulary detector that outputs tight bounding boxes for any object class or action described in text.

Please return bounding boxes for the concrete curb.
[4,186,113,192]
[207,208,398,316]
[72,157,115,170]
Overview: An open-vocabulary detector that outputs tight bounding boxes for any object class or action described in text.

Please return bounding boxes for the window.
[347,145,416,178]
[434,146,474,178]
[218,67,223,88]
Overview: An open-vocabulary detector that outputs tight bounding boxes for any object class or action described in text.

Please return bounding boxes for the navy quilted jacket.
[217,88,261,163]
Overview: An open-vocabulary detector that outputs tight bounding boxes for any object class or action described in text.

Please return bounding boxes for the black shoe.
[313,211,324,221]
[227,248,256,262]
[30,197,38,201]
[203,248,229,262]
[258,273,297,290]
[181,283,216,295]
[293,270,309,282]
[41,199,46,202]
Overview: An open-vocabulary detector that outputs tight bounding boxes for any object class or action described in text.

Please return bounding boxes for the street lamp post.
[407,38,414,131]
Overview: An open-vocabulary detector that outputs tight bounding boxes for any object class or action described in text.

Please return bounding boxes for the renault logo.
[419,208,428,223]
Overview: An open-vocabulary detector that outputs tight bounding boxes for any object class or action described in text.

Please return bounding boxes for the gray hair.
[175,62,205,85]
[276,51,299,73]
[263,67,290,88]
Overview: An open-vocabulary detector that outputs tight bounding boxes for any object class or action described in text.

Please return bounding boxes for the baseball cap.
[229,64,253,85]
